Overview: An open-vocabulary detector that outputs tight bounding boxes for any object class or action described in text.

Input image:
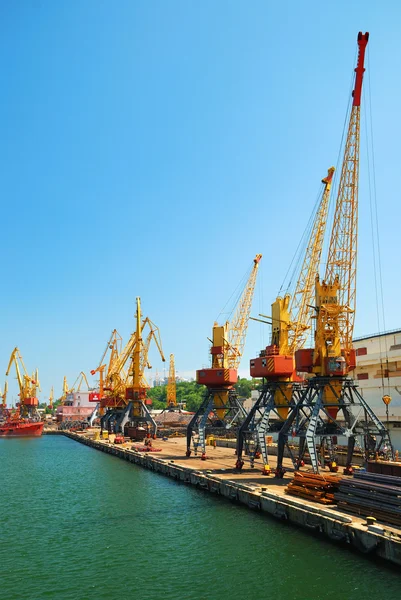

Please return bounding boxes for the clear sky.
[1,1,401,403]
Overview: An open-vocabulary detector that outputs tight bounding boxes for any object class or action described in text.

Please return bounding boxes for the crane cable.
[259,262,265,350]
[278,182,322,298]
[364,45,391,398]
[215,261,254,324]
[277,47,357,342]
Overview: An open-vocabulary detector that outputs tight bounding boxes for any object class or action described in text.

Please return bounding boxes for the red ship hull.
[0,420,44,437]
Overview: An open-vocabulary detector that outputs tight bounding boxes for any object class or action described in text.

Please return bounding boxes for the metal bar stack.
[285,472,342,505]
[335,472,401,527]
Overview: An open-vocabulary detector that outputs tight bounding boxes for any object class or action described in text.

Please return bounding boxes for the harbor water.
[1,435,400,600]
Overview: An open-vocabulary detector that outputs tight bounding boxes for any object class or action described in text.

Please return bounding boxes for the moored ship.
[1,347,43,437]
[0,418,43,437]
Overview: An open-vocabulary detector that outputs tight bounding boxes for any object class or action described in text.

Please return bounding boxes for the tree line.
[147,378,261,411]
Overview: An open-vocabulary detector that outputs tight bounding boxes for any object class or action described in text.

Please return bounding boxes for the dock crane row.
[5,347,41,420]
[236,168,334,473]
[90,297,165,438]
[186,254,262,458]
[275,31,392,476]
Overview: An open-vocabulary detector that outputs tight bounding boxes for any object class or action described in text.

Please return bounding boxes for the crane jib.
[352,32,369,107]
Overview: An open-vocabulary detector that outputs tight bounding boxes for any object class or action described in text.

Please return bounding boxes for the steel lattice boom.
[324,34,368,350]
[228,254,262,369]
[167,354,177,408]
[288,167,335,354]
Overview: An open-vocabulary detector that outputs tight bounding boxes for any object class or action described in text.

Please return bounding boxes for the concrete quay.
[64,431,401,569]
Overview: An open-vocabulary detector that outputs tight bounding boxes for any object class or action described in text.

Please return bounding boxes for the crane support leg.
[236,391,267,462]
[88,403,99,427]
[276,425,292,476]
[305,395,323,473]
[116,402,133,433]
[186,401,206,455]
[197,398,214,455]
[186,388,247,458]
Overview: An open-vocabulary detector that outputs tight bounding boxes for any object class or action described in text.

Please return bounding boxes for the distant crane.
[236,168,334,472]
[186,254,262,457]
[49,386,54,410]
[59,373,89,407]
[60,376,70,405]
[276,32,391,476]
[70,372,90,394]
[166,354,177,409]
[5,347,41,420]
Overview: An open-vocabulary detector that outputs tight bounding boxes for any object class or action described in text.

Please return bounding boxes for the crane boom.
[127,298,165,397]
[71,372,90,392]
[6,347,24,392]
[288,167,334,353]
[109,332,137,385]
[227,254,262,368]
[324,32,369,352]
[91,330,124,400]
[167,354,177,407]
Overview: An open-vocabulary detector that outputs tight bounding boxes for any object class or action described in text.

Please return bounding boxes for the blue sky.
[1,1,400,403]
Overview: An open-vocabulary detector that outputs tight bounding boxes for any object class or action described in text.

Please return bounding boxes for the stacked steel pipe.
[335,472,401,527]
[285,471,341,505]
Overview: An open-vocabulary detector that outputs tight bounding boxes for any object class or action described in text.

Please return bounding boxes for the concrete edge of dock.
[62,431,401,569]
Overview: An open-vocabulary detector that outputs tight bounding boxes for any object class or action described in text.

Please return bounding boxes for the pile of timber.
[285,471,341,505]
[335,471,401,527]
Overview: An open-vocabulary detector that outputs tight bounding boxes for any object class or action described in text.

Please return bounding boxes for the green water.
[1,436,400,600]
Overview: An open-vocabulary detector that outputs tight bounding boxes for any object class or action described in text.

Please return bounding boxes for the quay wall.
[63,431,401,569]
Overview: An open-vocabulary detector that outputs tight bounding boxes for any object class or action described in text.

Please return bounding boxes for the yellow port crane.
[70,372,90,393]
[5,347,41,420]
[166,354,177,409]
[123,297,165,438]
[236,168,334,471]
[94,298,165,437]
[59,373,89,407]
[91,326,144,413]
[90,329,123,408]
[186,254,262,457]
[276,32,391,476]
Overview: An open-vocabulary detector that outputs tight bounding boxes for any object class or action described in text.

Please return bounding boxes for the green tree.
[235,378,261,398]
[147,381,205,412]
